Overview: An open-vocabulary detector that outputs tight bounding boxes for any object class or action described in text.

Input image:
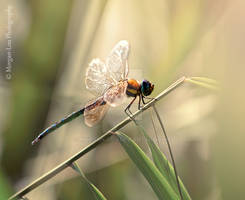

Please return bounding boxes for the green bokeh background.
[1,0,244,199]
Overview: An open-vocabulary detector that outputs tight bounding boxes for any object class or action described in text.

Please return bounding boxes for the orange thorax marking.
[126,79,140,97]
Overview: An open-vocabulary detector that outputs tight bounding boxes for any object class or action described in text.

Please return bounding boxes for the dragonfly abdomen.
[32,108,85,145]
[84,97,108,127]
[85,97,106,110]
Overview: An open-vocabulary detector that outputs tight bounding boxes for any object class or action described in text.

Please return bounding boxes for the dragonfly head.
[140,80,154,96]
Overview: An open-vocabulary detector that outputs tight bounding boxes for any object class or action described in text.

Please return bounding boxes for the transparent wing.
[84,97,109,127]
[85,58,116,96]
[103,81,128,107]
[106,40,130,82]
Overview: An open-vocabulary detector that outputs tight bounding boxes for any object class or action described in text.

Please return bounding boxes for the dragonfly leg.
[124,96,137,119]
[124,108,133,119]
[138,94,142,110]
[142,95,155,104]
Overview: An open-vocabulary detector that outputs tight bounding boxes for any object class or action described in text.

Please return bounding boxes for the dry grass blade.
[185,77,219,91]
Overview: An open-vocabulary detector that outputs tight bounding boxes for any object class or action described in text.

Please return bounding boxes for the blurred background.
[0,0,244,199]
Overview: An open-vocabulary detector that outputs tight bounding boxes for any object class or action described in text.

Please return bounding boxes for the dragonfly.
[32,40,154,145]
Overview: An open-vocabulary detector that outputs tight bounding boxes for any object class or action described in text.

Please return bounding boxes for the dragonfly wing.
[106,40,130,82]
[84,97,109,127]
[103,81,128,107]
[85,58,115,96]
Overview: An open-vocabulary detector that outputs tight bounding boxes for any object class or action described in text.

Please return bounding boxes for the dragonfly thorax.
[126,79,154,97]
[126,79,141,97]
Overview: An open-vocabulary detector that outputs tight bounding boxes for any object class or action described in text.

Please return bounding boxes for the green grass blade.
[115,132,179,200]
[71,162,107,200]
[135,122,191,200]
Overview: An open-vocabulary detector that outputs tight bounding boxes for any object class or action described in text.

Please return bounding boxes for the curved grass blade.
[115,132,179,200]
[152,105,183,200]
[71,162,107,200]
[150,109,160,146]
[135,120,191,200]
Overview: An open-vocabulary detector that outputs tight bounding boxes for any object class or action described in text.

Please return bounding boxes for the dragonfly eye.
[141,80,154,96]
